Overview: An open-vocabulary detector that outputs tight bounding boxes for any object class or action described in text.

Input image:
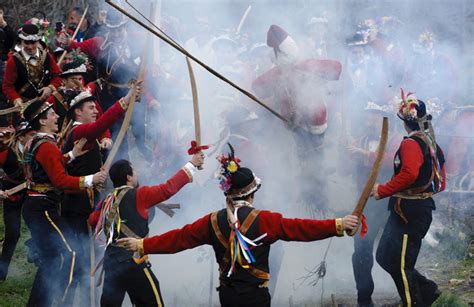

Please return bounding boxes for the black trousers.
[352,197,389,305]
[0,198,23,279]
[61,190,100,306]
[22,196,76,307]
[101,256,164,307]
[376,197,438,306]
[62,214,95,306]
[218,284,271,307]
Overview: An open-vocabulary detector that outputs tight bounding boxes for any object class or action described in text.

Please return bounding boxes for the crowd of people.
[0,2,471,307]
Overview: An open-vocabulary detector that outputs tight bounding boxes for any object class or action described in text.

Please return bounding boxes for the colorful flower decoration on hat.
[397,88,419,121]
[70,48,92,71]
[27,17,53,44]
[215,143,241,193]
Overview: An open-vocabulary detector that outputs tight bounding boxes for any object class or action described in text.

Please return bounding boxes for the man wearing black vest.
[0,121,35,280]
[88,152,204,306]
[60,85,138,304]
[47,60,109,140]
[58,11,152,161]
[21,98,107,306]
[118,150,358,307]
[0,5,16,126]
[372,91,446,306]
[2,24,61,126]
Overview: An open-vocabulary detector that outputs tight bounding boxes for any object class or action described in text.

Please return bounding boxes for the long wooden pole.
[106,0,287,124]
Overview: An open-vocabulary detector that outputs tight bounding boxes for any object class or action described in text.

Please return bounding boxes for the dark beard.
[68,23,78,31]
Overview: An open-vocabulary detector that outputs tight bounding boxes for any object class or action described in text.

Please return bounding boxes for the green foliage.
[422,221,470,262]
[1,0,101,34]
[432,292,469,307]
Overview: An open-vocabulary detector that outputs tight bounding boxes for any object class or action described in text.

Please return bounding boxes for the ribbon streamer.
[226,207,267,277]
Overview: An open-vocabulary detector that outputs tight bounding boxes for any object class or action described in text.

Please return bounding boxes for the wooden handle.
[6,182,27,195]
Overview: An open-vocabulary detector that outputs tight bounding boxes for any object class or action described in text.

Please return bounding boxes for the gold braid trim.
[137,239,145,257]
[79,176,87,189]
[118,97,128,110]
[335,218,344,237]
[182,166,193,182]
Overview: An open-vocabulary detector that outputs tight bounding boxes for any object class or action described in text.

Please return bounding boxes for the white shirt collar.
[37,132,55,139]
[407,130,428,137]
[21,48,40,62]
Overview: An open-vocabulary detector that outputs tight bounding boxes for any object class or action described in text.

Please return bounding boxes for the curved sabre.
[347,117,389,236]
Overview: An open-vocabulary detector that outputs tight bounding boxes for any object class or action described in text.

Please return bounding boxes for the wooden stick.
[6,182,27,195]
[0,105,20,116]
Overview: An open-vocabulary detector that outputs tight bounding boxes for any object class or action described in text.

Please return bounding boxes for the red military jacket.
[29,134,91,191]
[141,210,340,254]
[88,165,194,227]
[252,59,341,134]
[377,132,446,198]
[3,49,62,102]
[67,99,125,151]
[47,82,111,140]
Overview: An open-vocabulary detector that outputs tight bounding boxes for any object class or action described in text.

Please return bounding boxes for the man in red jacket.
[372,91,446,306]
[47,59,109,138]
[21,98,108,306]
[252,25,341,214]
[118,150,358,307]
[0,121,34,280]
[2,24,61,107]
[60,84,140,305]
[57,11,152,161]
[88,151,204,306]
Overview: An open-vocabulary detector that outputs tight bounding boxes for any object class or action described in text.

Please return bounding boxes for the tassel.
[360,214,368,238]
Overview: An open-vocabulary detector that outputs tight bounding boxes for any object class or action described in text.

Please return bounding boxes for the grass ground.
[0,204,36,306]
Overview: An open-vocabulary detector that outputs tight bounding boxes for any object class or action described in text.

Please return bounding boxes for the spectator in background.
[0,5,16,63]
[405,31,459,106]
[67,7,105,42]
[184,16,216,63]
[0,5,17,126]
